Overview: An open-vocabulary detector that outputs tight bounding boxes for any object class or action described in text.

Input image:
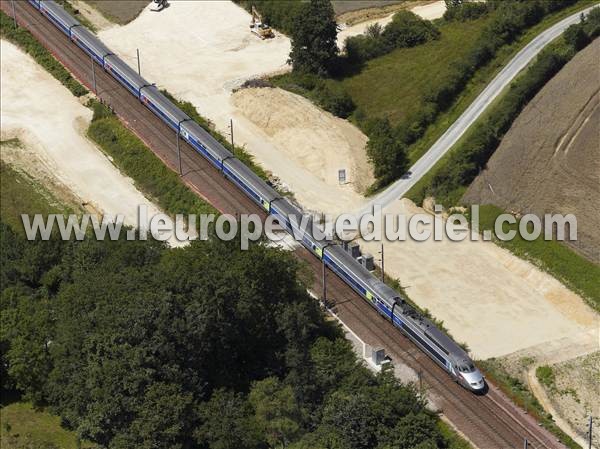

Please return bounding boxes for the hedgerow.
[87,101,216,216]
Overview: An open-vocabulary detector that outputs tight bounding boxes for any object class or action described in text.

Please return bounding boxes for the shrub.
[314,84,355,118]
[390,0,580,162]
[344,11,439,64]
[366,118,410,186]
[536,365,556,390]
[444,2,489,21]
[584,7,600,37]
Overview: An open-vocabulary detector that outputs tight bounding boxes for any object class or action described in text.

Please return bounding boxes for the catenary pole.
[176,129,182,175]
[11,0,17,28]
[322,259,327,306]
[136,48,141,75]
[589,416,593,449]
[380,244,384,282]
[229,119,234,155]
[91,56,97,93]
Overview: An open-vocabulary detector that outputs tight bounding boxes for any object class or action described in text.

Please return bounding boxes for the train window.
[458,364,475,373]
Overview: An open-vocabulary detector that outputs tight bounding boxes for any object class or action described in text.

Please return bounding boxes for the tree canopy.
[288,0,338,76]
[1,221,456,448]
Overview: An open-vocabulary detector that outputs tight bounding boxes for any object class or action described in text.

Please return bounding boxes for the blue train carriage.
[103,54,147,98]
[70,25,112,65]
[40,1,79,36]
[223,158,279,213]
[180,120,233,170]
[28,0,41,10]
[268,199,325,256]
[323,244,376,300]
[139,86,190,132]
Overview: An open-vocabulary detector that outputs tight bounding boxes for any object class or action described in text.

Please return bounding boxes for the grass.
[0,400,97,449]
[438,420,474,449]
[476,205,600,312]
[536,365,556,391]
[478,359,581,449]
[86,101,216,217]
[335,16,492,129]
[0,144,82,234]
[0,11,88,97]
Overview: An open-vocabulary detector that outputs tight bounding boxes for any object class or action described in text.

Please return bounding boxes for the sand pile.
[232,87,373,193]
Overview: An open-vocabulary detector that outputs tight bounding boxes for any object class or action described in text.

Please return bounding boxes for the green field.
[0,144,82,232]
[334,16,491,127]
[1,400,96,449]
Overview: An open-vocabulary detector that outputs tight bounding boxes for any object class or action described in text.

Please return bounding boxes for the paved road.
[355,5,598,217]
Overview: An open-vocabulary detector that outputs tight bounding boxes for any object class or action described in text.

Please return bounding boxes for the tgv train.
[28,0,485,392]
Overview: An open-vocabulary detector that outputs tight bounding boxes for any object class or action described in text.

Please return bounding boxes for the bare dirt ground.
[95,1,598,360]
[98,1,370,215]
[336,1,410,25]
[333,0,405,18]
[231,87,373,194]
[464,39,600,263]
[494,349,599,448]
[358,198,599,360]
[0,40,183,245]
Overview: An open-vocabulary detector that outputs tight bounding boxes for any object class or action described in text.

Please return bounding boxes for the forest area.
[1,218,469,449]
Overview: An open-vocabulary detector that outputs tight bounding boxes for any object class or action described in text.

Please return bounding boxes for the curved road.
[355,4,598,217]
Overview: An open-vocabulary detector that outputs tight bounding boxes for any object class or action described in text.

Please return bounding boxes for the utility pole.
[523,438,528,449]
[176,129,182,175]
[589,416,593,449]
[229,119,235,155]
[11,0,17,28]
[91,55,97,94]
[136,48,141,75]
[322,260,327,307]
[380,243,384,282]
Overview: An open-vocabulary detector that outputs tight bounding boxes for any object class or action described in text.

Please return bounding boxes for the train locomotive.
[26,0,485,392]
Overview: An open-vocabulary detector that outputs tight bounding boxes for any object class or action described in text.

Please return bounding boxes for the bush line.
[87,101,216,217]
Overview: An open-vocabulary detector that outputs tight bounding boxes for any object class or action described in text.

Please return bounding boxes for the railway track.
[2,2,569,448]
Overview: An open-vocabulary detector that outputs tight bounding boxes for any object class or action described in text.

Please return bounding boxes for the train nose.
[462,371,485,390]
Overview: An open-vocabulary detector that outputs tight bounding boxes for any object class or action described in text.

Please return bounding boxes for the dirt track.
[464,39,600,263]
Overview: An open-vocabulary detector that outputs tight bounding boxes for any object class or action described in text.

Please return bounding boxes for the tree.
[249,377,302,447]
[288,0,338,76]
[563,23,590,50]
[365,118,410,186]
[196,389,262,449]
[319,391,377,449]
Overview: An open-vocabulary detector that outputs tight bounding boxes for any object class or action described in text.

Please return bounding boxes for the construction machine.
[250,6,274,39]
